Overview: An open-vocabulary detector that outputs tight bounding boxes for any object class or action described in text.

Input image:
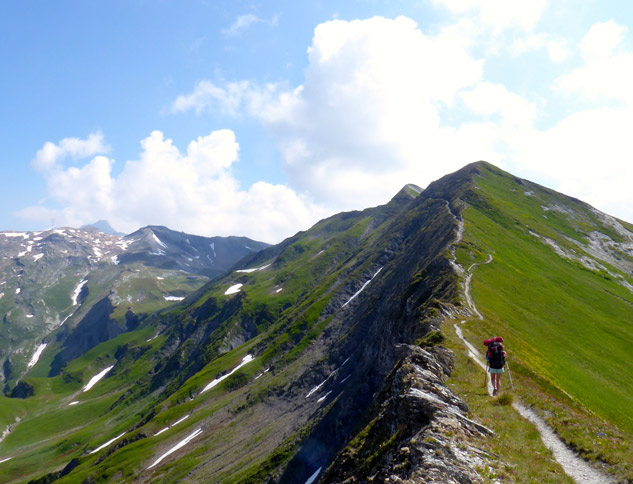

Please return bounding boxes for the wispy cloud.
[222,13,278,37]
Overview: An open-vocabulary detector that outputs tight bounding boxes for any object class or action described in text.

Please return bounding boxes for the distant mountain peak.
[391,183,423,202]
[80,220,124,236]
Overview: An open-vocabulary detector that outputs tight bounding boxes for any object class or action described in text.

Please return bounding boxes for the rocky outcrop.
[322,345,494,483]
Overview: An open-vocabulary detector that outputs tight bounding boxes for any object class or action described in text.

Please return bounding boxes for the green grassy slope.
[457,164,633,430]
[452,162,633,478]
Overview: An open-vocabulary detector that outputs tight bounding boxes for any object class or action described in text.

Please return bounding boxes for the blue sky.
[2,1,633,243]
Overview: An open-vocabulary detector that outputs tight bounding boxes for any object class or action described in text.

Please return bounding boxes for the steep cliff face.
[322,346,493,483]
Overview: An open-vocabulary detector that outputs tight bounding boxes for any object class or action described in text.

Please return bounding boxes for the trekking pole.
[506,361,514,390]
[484,362,489,390]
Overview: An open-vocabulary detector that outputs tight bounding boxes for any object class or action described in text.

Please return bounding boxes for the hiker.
[484,337,506,396]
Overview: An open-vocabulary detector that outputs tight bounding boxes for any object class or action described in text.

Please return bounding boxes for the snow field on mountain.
[305,359,348,399]
[154,414,190,437]
[304,467,322,484]
[89,432,126,455]
[147,428,203,470]
[27,343,47,369]
[342,267,383,307]
[236,263,271,273]
[200,355,254,394]
[83,365,114,392]
[224,283,243,295]
[72,279,87,305]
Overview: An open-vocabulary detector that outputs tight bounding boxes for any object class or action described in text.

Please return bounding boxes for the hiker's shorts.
[488,367,504,373]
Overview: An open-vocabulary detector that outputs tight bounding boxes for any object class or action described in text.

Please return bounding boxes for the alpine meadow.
[0,161,632,483]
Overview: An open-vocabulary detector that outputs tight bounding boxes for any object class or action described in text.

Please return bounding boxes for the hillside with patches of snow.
[0,225,268,387]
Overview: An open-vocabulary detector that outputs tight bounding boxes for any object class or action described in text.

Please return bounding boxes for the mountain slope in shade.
[0,162,631,483]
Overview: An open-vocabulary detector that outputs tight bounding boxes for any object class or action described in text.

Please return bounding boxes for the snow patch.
[171,415,190,427]
[33,253,44,262]
[147,428,203,470]
[111,255,119,265]
[59,312,73,327]
[72,279,87,305]
[154,414,190,437]
[89,432,126,455]
[27,343,47,369]
[83,365,114,392]
[342,267,383,308]
[15,288,20,295]
[69,401,79,406]
[254,368,270,380]
[304,467,322,484]
[306,380,327,398]
[156,276,164,280]
[164,295,185,302]
[210,242,216,257]
[224,283,243,295]
[236,263,271,273]
[151,232,167,249]
[317,391,332,403]
[3,232,28,238]
[26,314,34,318]
[0,457,12,464]
[116,239,133,250]
[200,355,254,394]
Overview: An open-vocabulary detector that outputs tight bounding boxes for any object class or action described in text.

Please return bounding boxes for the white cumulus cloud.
[174,16,489,210]
[33,132,109,172]
[23,130,325,243]
[170,14,633,227]
[558,21,633,105]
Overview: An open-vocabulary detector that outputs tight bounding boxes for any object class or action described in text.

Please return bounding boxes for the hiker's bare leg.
[491,373,501,393]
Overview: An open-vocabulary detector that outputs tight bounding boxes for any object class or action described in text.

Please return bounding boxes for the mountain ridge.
[0,161,631,483]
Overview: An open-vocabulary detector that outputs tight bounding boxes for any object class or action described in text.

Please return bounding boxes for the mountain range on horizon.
[0,161,631,483]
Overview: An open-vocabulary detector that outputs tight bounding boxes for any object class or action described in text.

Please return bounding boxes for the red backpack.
[484,337,505,369]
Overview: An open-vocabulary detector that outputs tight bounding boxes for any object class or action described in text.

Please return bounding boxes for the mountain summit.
[0,161,631,483]
[80,220,124,235]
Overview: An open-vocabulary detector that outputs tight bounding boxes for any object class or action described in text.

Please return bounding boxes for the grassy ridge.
[458,168,633,433]
[452,164,633,479]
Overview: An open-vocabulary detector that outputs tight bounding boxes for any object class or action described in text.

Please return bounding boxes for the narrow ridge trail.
[444,201,614,484]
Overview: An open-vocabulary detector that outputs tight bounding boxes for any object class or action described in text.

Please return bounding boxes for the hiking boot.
[492,389,498,396]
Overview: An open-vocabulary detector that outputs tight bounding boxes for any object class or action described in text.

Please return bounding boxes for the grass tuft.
[492,393,513,406]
